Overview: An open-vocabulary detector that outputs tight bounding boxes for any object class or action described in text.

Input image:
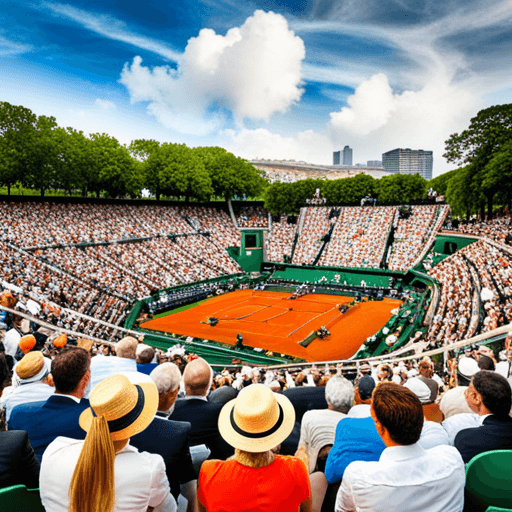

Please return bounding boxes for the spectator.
[454,370,512,463]
[170,357,233,460]
[336,383,465,512]
[89,336,138,389]
[0,351,54,421]
[298,376,354,474]
[198,384,311,512]
[0,430,40,490]
[416,360,438,403]
[136,344,158,375]
[8,347,91,461]
[40,374,176,512]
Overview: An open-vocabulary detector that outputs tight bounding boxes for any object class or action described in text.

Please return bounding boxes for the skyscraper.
[343,146,353,166]
[382,148,433,180]
[333,151,341,165]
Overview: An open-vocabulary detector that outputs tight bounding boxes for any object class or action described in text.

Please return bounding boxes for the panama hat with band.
[79,374,158,441]
[218,383,295,452]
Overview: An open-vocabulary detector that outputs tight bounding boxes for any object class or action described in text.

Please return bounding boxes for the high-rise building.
[333,151,341,165]
[367,160,383,167]
[343,146,353,166]
[382,148,433,180]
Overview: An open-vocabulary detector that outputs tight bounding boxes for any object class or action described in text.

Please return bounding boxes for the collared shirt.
[336,443,465,512]
[442,413,481,445]
[89,355,137,392]
[0,382,55,421]
[53,393,81,404]
[185,395,208,401]
[40,437,176,512]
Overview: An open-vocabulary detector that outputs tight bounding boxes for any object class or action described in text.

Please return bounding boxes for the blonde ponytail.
[68,415,116,512]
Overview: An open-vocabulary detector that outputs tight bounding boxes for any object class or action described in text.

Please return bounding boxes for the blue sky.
[2,0,512,176]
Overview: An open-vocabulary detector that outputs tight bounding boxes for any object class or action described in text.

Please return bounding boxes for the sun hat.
[218,383,295,452]
[79,373,158,441]
[14,352,51,384]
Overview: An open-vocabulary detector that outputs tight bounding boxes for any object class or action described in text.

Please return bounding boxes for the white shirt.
[336,443,465,512]
[1,381,55,421]
[90,355,137,392]
[40,437,176,512]
[442,413,481,445]
[418,420,450,450]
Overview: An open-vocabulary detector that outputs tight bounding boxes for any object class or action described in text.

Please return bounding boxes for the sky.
[2,1,512,177]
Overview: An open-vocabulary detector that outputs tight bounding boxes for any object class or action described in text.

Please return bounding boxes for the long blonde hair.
[68,415,116,512]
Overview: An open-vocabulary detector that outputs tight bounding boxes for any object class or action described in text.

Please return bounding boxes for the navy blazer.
[8,395,90,461]
[131,415,195,500]
[455,414,512,464]
[284,386,328,423]
[0,430,40,490]
[169,398,234,460]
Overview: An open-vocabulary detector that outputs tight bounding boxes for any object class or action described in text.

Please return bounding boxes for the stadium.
[2,177,512,510]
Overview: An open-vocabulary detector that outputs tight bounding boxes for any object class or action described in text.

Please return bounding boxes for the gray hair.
[150,362,182,396]
[325,376,354,412]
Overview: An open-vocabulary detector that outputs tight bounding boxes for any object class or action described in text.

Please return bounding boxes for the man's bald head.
[183,357,213,397]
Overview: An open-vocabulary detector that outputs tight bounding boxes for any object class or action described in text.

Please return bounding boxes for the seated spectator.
[298,376,354,474]
[336,383,465,512]
[416,360,438,403]
[0,430,40,490]
[130,365,197,510]
[170,357,233,460]
[454,370,512,463]
[136,343,158,375]
[353,375,375,406]
[324,395,386,485]
[0,351,54,421]
[198,384,311,512]
[40,374,176,512]
[8,347,91,461]
[90,336,138,389]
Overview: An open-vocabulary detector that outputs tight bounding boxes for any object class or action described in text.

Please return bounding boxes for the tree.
[482,140,512,212]
[195,147,267,201]
[445,165,478,220]
[428,168,459,196]
[375,173,427,205]
[148,143,213,201]
[324,174,375,205]
[264,182,298,215]
[0,102,38,194]
[444,104,512,218]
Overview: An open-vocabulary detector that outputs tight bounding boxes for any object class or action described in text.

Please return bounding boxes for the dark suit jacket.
[0,430,40,489]
[131,415,196,500]
[169,397,234,460]
[455,414,512,464]
[284,386,328,423]
[8,395,90,461]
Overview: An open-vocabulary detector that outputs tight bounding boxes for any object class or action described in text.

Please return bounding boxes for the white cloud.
[222,127,332,164]
[41,2,181,62]
[95,99,116,110]
[0,35,32,56]
[120,10,305,135]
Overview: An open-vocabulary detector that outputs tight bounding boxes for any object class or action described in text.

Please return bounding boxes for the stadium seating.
[0,485,45,512]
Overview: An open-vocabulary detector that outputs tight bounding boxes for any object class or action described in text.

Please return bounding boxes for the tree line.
[431,103,512,220]
[0,102,266,201]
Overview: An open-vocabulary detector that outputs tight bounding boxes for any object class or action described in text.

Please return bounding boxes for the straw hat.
[15,351,51,383]
[79,374,158,441]
[218,383,295,453]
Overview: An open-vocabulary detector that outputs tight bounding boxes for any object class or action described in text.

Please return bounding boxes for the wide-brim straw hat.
[79,373,158,441]
[218,383,295,453]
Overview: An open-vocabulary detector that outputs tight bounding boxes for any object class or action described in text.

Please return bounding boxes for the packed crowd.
[428,240,512,348]
[293,208,332,266]
[319,207,396,269]
[236,206,269,228]
[388,205,448,271]
[444,213,512,244]
[1,310,511,512]
[267,216,297,263]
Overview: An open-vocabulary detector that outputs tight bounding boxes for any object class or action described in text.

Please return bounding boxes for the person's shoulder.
[0,429,30,445]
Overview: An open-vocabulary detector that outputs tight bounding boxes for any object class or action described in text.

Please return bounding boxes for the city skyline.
[2,1,512,177]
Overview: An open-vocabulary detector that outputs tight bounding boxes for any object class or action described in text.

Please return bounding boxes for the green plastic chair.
[486,508,512,512]
[0,485,45,512]
[465,449,512,510]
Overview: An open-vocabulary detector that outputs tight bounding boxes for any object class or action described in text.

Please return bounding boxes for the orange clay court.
[142,289,402,362]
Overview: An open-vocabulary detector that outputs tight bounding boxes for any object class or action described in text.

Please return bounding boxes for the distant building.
[343,146,353,166]
[382,148,433,180]
[367,160,383,167]
[333,151,341,165]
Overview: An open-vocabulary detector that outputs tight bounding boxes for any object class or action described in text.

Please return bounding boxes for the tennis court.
[142,289,402,362]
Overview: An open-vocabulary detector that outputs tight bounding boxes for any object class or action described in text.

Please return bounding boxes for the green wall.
[236,230,265,272]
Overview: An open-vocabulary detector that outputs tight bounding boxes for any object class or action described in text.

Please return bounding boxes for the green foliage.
[445,165,477,219]
[428,168,459,196]
[324,174,375,205]
[374,173,427,204]
[195,146,267,200]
